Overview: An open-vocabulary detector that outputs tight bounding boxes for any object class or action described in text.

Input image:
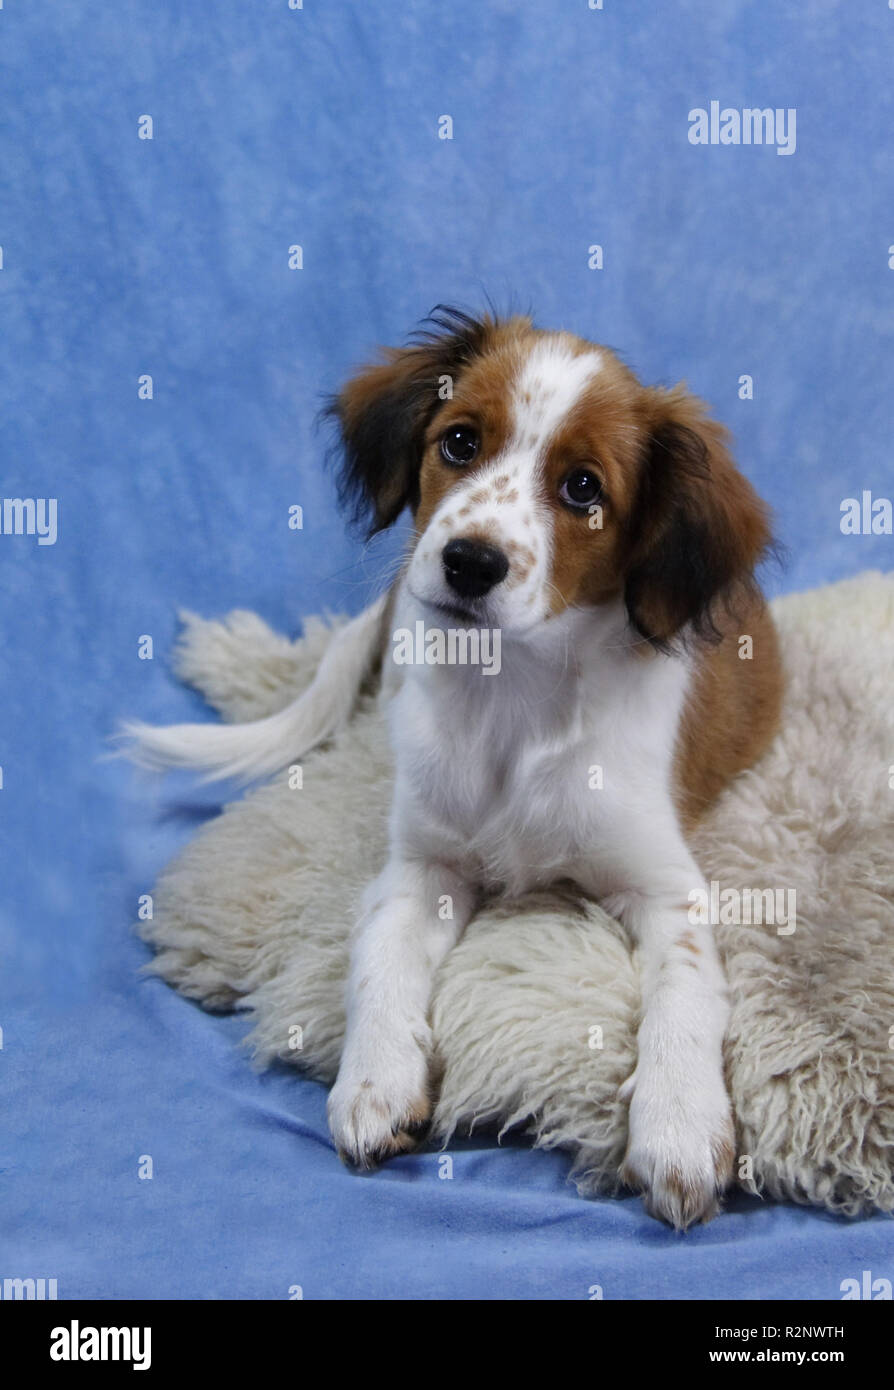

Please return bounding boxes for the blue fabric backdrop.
[2,0,892,1299]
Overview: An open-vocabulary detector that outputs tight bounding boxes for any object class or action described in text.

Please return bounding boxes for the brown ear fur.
[624,386,772,645]
[328,307,498,535]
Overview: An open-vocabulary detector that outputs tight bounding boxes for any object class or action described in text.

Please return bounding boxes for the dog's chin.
[408,586,550,639]
[413,597,551,643]
[411,590,490,627]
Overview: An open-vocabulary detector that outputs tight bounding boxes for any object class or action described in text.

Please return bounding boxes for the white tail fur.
[120,594,388,783]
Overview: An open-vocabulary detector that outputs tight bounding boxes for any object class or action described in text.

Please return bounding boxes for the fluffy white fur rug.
[140,571,894,1217]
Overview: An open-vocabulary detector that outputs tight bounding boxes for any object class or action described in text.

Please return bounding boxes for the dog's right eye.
[440,425,480,467]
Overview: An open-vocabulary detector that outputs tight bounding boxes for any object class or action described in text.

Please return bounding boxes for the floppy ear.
[327,306,497,535]
[624,386,772,646]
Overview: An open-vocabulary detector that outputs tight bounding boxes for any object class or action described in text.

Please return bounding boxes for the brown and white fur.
[126,308,782,1228]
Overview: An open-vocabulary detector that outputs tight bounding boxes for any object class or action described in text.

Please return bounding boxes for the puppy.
[128,307,782,1228]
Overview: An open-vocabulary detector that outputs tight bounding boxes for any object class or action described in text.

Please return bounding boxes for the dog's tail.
[119,592,390,783]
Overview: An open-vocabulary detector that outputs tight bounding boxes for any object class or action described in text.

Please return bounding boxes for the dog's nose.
[442,538,509,599]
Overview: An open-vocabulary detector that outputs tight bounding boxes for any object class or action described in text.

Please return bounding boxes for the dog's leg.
[327,856,475,1167]
[592,842,734,1229]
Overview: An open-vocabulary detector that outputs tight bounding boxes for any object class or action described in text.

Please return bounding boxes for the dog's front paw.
[327,1039,432,1168]
[620,1069,735,1230]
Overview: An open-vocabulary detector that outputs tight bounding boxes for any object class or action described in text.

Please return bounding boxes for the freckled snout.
[442,538,509,600]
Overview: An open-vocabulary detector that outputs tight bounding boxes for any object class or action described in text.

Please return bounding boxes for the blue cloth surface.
[2,1,892,1299]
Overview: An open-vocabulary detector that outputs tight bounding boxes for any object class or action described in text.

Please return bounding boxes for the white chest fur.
[385,592,693,896]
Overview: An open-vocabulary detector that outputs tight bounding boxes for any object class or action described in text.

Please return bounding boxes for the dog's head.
[330,307,772,645]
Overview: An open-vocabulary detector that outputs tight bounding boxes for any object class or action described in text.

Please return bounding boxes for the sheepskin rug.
[140,570,894,1217]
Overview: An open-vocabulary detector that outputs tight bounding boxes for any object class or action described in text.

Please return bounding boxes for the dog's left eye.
[440,425,480,466]
[559,469,602,509]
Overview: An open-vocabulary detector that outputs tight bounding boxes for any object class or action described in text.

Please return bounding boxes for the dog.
[127,307,782,1228]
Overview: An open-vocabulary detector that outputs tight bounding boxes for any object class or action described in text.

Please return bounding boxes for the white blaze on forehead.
[509,338,603,456]
[415,335,604,625]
